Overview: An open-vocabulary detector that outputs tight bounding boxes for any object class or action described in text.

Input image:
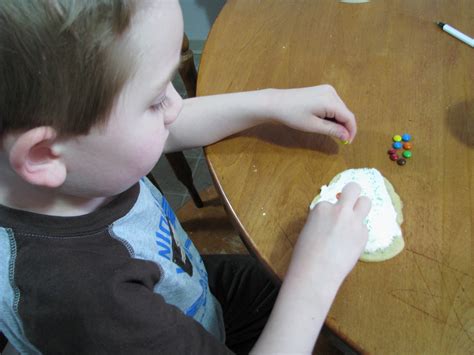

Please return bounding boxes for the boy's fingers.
[323,101,357,142]
[321,104,357,142]
[338,182,362,206]
[312,200,332,213]
[334,107,357,142]
[317,119,351,141]
[354,196,372,219]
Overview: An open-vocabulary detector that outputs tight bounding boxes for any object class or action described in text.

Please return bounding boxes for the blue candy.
[402,133,411,142]
[393,142,402,149]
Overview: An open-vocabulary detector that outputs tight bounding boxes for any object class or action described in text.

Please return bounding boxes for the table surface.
[197,0,474,353]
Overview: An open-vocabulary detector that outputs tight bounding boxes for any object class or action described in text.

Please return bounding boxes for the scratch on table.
[407,248,472,278]
[437,264,474,343]
[452,306,474,343]
[392,290,474,344]
[224,78,235,93]
[390,292,446,324]
[391,288,444,299]
[237,22,269,53]
[277,223,294,247]
[412,253,436,300]
[395,251,474,343]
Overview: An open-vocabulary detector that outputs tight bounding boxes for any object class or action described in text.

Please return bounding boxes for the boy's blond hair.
[0,0,136,137]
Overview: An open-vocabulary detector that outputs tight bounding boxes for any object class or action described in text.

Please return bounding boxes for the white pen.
[436,21,474,47]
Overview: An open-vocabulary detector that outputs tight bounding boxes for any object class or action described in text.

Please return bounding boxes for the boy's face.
[58,0,184,197]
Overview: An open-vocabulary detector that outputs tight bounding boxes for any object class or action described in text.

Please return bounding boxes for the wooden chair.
[148,33,203,208]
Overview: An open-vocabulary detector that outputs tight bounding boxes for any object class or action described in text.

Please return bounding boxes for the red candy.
[388,148,397,155]
[390,154,399,161]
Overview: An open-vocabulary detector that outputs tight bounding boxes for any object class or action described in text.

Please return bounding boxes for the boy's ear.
[8,126,66,188]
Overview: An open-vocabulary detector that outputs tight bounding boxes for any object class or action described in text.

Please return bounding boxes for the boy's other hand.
[293,182,371,283]
[267,85,357,143]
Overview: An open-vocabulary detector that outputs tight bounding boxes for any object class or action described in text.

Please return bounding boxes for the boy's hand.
[268,85,357,143]
[293,182,371,282]
[168,84,356,151]
[251,183,371,354]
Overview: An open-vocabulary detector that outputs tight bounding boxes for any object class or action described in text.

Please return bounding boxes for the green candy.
[403,150,412,159]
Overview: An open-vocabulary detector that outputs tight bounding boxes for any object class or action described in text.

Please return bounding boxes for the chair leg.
[146,173,162,192]
[0,332,7,352]
[165,152,204,208]
[179,33,198,98]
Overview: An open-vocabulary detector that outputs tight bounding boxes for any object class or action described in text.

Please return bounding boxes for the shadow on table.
[445,100,473,148]
[242,123,340,155]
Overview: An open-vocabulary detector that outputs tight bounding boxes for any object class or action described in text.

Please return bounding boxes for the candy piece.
[393,135,402,142]
[388,148,397,155]
[341,140,349,145]
[402,134,411,142]
[397,158,406,166]
[390,154,399,161]
[336,192,342,200]
[402,151,412,159]
[393,142,402,149]
[403,142,412,150]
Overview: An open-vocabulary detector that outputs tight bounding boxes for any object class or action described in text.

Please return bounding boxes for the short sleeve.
[19,253,233,355]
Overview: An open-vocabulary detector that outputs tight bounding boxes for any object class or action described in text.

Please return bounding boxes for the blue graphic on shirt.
[154,203,193,276]
[154,197,209,320]
[186,278,209,317]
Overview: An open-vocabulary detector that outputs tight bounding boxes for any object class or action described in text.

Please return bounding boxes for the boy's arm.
[164,85,356,153]
[251,182,371,354]
[250,260,342,353]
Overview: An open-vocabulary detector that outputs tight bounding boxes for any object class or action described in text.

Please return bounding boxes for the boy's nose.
[164,83,183,126]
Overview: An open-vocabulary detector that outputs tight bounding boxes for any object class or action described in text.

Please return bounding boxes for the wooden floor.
[176,185,248,255]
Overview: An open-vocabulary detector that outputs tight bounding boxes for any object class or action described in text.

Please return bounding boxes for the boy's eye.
[150,96,167,112]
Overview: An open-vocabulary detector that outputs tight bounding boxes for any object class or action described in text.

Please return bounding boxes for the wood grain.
[198,0,474,353]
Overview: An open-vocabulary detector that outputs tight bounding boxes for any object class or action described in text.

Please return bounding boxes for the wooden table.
[197,0,474,353]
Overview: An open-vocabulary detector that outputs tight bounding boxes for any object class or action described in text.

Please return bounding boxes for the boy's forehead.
[134,0,180,21]
[122,0,182,95]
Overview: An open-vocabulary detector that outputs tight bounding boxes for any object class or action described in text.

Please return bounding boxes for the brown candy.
[397,158,407,166]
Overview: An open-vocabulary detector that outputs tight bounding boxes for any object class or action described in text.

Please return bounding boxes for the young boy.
[0,0,371,354]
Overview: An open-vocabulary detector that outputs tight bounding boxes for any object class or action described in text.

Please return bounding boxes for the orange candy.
[403,142,412,150]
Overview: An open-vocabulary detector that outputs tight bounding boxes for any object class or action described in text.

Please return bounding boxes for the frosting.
[311,168,402,253]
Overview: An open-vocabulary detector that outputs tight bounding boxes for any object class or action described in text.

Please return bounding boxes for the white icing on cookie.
[311,168,401,252]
